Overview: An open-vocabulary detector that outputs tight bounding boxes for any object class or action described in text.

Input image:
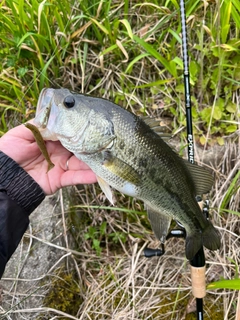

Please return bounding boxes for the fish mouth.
[34,88,59,141]
[34,88,55,129]
[37,88,54,113]
[36,88,55,114]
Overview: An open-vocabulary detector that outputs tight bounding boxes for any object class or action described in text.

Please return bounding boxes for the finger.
[0,124,35,144]
[62,155,93,171]
[60,170,97,187]
[15,122,38,141]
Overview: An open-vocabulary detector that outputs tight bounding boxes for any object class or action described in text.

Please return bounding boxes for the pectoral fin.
[103,151,141,185]
[146,205,172,243]
[96,175,114,205]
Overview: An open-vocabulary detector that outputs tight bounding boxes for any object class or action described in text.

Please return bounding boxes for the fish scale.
[34,88,221,260]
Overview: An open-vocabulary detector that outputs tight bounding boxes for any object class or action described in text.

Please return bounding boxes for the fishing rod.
[144,1,207,319]
[179,0,206,318]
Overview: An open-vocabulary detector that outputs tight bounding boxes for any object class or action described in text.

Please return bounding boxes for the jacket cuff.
[0,151,45,214]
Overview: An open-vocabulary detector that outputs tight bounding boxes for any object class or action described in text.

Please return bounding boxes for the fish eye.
[63,95,75,108]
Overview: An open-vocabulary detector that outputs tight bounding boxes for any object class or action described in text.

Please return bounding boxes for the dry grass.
[0,1,239,318]
[0,133,239,320]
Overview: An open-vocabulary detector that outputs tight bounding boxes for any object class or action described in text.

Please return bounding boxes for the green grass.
[0,0,239,141]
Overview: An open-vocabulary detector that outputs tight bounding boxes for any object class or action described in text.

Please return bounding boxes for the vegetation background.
[0,0,239,319]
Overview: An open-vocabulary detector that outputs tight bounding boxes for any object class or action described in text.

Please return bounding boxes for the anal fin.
[146,205,172,243]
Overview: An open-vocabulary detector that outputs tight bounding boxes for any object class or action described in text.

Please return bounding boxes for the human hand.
[0,123,97,195]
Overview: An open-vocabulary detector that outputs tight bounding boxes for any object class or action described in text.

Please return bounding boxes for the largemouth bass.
[34,88,221,260]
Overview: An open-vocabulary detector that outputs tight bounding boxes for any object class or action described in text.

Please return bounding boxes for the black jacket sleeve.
[0,151,45,278]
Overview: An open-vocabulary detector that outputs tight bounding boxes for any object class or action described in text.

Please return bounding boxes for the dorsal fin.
[142,116,214,195]
[141,116,172,141]
[183,160,214,195]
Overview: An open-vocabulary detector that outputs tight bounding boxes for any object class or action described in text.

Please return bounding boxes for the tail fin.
[185,234,202,260]
[185,222,221,260]
[202,221,221,252]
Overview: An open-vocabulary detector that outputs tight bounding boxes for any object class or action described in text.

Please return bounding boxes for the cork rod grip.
[190,265,206,298]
